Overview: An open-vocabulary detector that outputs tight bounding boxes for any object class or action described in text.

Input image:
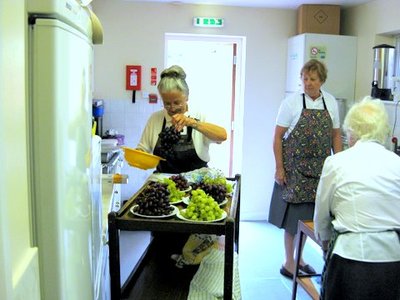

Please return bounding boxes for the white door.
[165,34,244,177]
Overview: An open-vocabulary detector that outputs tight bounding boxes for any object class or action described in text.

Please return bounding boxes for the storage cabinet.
[108,174,241,300]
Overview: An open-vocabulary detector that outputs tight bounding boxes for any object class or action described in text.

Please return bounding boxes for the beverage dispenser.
[371,44,395,100]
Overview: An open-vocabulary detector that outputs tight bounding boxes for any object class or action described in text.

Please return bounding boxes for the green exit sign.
[193,17,224,28]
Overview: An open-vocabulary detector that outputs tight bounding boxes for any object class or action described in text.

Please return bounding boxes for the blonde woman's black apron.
[154,118,208,173]
[269,94,332,234]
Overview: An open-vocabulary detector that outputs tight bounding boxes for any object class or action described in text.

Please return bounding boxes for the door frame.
[164,33,246,176]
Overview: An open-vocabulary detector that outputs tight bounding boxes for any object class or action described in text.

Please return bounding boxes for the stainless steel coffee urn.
[371,44,396,100]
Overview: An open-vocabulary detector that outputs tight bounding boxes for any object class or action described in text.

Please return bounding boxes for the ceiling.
[123,0,374,9]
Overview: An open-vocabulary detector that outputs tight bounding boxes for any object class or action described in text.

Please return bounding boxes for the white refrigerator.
[27,1,104,299]
[286,33,358,119]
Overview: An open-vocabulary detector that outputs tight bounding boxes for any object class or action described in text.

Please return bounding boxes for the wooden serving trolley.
[292,220,322,300]
[108,174,241,300]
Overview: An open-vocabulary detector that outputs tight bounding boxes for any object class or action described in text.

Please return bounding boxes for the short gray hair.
[157,65,189,96]
[301,59,328,83]
[343,96,391,145]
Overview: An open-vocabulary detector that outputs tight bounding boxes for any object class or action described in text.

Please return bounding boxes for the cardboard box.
[297,5,340,35]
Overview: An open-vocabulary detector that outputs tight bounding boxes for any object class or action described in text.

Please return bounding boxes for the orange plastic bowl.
[122,147,165,170]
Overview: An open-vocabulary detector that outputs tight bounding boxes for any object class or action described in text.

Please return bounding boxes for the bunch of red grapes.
[191,182,227,204]
[158,126,181,159]
[169,174,190,190]
[134,182,172,216]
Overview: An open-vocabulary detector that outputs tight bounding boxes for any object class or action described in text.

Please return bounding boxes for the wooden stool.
[291,220,322,300]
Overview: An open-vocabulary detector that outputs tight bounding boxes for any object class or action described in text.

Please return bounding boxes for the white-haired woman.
[136,65,227,268]
[314,96,400,299]
[137,65,227,173]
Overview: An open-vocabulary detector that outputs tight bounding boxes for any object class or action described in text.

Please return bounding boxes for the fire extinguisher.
[126,65,142,103]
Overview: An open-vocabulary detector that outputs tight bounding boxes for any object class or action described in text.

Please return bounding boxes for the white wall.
[342,0,400,101]
[92,0,297,220]
[0,0,41,299]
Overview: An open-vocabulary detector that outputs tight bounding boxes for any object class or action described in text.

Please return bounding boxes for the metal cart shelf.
[108,174,241,300]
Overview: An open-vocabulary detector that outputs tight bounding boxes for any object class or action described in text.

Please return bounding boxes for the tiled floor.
[239,221,324,300]
[119,221,324,299]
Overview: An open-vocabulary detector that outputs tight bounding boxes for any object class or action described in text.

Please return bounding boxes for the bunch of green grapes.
[183,189,224,221]
[162,178,185,203]
[202,175,233,194]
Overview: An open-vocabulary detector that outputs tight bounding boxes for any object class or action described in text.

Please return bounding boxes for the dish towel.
[188,248,242,300]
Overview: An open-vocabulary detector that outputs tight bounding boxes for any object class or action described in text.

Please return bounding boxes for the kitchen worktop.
[102,177,151,286]
[101,179,114,240]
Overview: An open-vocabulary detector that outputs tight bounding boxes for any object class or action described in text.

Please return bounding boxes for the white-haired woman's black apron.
[152,118,209,258]
[153,118,208,174]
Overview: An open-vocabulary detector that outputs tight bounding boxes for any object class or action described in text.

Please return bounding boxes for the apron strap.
[393,229,400,242]
[320,228,341,300]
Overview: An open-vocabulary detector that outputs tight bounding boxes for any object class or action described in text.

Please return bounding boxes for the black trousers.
[323,254,400,300]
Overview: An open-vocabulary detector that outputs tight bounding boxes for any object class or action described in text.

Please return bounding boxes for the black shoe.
[280,266,294,279]
[299,264,317,275]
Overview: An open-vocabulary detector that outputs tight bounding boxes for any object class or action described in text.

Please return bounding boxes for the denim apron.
[282,93,333,203]
[153,118,208,173]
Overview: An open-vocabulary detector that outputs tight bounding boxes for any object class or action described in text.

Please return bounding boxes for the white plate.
[182,196,191,205]
[176,209,227,223]
[170,189,190,204]
[226,180,235,195]
[130,204,178,219]
[180,185,192,193]
[218,198,228,206]
[182,197,228,207]
[170,198,183,205]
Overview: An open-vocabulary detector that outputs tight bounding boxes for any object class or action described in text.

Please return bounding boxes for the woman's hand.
[273,126,288,186]
[275,167,286,186]
[171,114,195,131]
[171,113,227,142]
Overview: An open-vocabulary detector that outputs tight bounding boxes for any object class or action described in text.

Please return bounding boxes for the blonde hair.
[157,65,189,96]
[343,96,390,145]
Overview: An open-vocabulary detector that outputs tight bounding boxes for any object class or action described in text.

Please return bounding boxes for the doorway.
[165,33,245,177]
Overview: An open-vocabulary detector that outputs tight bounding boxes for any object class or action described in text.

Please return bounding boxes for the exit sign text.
[193,17,224,28]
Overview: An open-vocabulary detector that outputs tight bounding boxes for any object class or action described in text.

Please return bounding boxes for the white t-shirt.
[137,109,213,162]
[276,90,341,137]
[314,141,400,262]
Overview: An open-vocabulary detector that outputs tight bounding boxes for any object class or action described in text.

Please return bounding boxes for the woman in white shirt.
[314,96,400,299]
[137,65,226,173]
[269,59,342,278]
[136,65,227,266]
